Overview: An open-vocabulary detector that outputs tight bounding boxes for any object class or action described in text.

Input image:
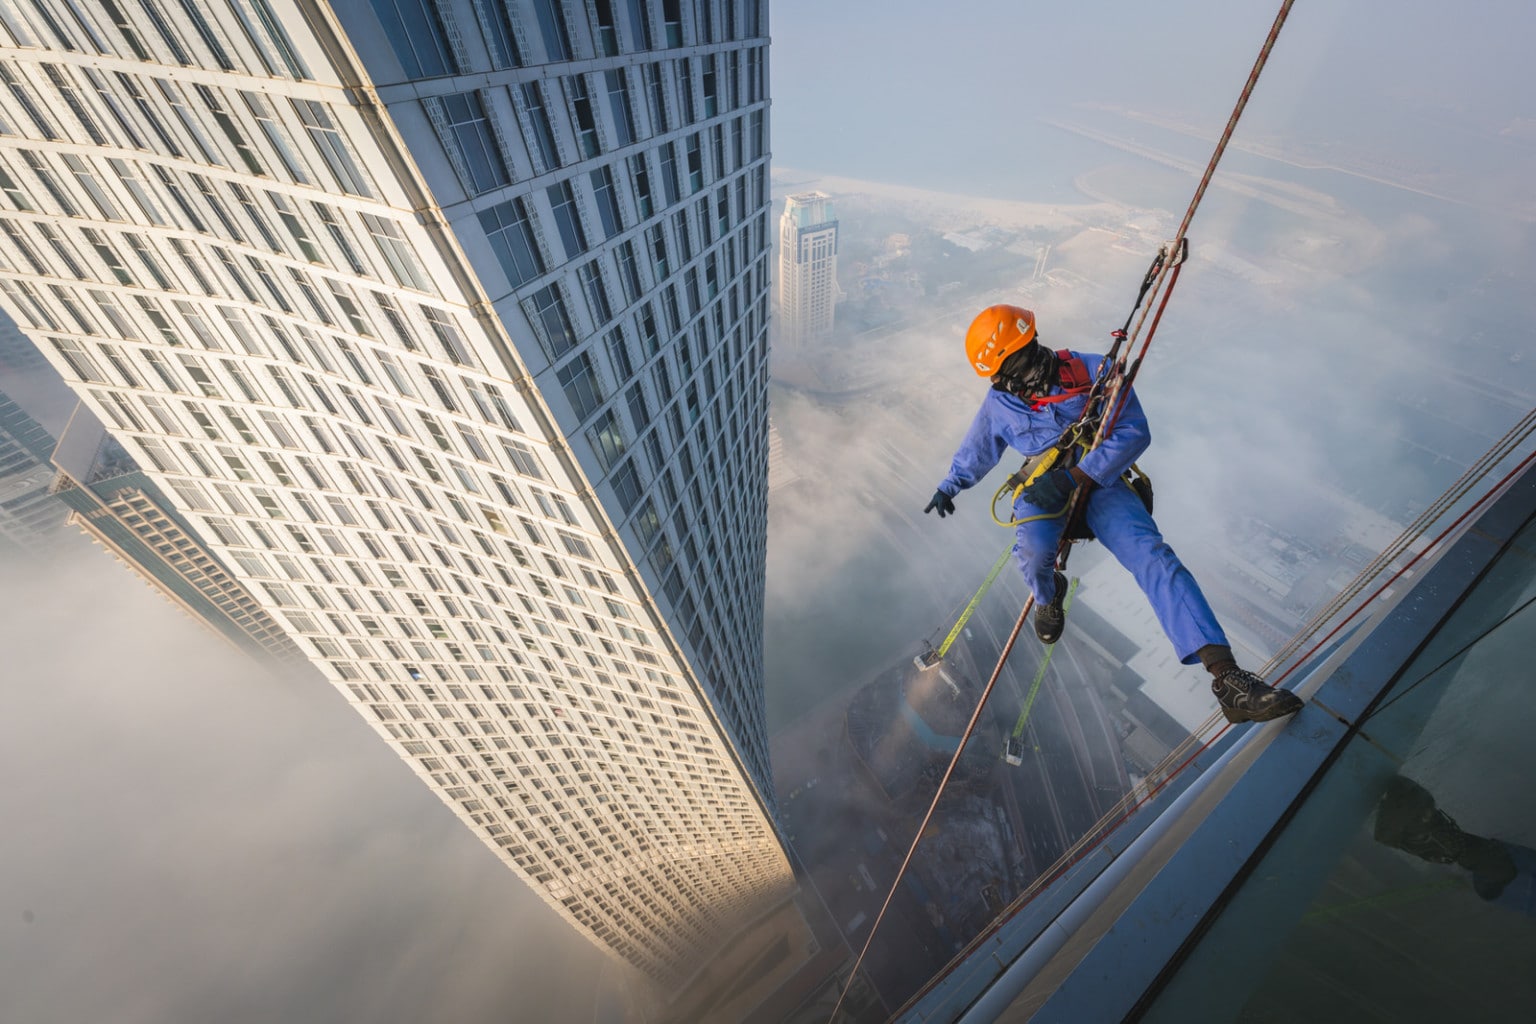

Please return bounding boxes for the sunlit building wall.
[0,0,787,987]
[776,190,838,346]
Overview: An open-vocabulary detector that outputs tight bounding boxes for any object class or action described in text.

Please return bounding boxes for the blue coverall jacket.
[937,351,1227,664]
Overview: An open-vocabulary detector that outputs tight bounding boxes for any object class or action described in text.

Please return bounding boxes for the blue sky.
[770,0,1536,207]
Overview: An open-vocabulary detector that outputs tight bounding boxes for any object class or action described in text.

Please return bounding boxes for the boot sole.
[1220,693,1304,724]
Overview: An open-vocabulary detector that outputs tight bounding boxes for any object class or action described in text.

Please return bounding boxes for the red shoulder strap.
[1056,350,1091,390]
[1030,351,1093,408]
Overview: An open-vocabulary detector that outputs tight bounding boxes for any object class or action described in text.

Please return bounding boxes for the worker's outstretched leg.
[1086,482,1301,724]
[1013,500,1068,644]
[1083,480,1227,661]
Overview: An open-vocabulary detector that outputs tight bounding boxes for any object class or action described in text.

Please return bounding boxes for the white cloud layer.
[0,538,605,1024]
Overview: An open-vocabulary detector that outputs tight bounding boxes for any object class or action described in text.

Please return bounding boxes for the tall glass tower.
[0,386,66,552]
[0,0,787,988]
[776,190,838,347]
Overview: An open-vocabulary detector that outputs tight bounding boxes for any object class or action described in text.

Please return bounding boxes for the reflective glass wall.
[1144,514,1536,1021]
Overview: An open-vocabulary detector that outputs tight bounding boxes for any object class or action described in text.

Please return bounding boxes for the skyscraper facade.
[0,0,786,987]
[776,190,838,346]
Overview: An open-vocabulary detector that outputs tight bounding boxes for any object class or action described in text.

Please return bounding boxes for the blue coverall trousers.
[1014,477,1228,665]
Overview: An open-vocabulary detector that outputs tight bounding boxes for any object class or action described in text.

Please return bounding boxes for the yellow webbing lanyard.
[990,440,1151,528]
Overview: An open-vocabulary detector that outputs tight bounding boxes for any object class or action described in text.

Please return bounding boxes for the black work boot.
[1210,667,1303,724]
[1034,572,1067,645]
[1375,776,1518,898]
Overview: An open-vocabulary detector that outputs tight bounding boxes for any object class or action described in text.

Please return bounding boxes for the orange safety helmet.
[965,304,1037,377]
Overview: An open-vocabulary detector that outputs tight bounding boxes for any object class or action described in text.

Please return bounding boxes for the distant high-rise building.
[0,0,787,988]
[777,191,840,346]
[0,308,50,376]
[0,388,66,553]
[50,408,308,670]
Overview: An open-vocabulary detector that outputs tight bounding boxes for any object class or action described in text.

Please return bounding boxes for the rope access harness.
[829,3,1298,1019]
[986,257,1170,531]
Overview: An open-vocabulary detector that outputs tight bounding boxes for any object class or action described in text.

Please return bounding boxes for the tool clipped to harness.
[1127,462,1154,515]
[991,444,1155,531]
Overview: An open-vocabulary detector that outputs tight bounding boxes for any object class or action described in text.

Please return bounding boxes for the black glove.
[924,490,957,518]
[1022,468,1075,511]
